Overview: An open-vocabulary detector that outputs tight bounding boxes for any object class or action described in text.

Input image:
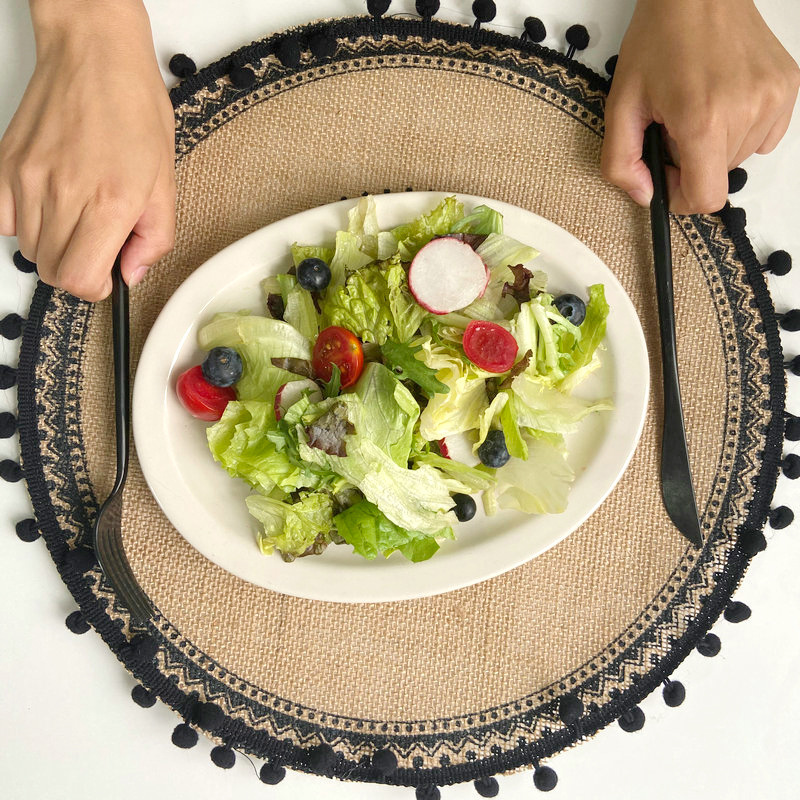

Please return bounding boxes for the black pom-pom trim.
[662,679,686,707]
[171,722,198,749]
[129,633,159,665]
[65,609,91,634]
[259,762,286,785]
[533,765,558,792]
[697,632,721,657]
[274,37,302,68]
[309,31,337,60]
[0,411,16,438]
[782,453,800,479]
[12,250,36,273]
[558,692,583,724]
[229,65,256,90]
[786,355,800,377]
[15,518,39,542]
[778,309,800,332]
[786,414,800,441]
[768,505,794,529]
[523,17,546,43]
[726,205,747,233]
[0,458,23,481]
[416,786,441,800]
[0,365,18,389]
[605,54,618,77]
[727,167,747,194]
[618,705,645,732]
[367,0,392,17]
[416,0,439,20]
[739,527,767,557]
[372,748,398,776]
[472,0,496,24]
[724,600,751,623]
[474,775,500,797]
[0,312,24,339]
[61,545,96,574]
[308,742,336,775]
[131,684,157,708]
[765,250,792,276]
[194,701,225,732]
[211,745,236,769]
[168,53,197,80]
[565,24,590,50]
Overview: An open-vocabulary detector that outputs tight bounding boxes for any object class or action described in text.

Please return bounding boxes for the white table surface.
[1,2,798,799]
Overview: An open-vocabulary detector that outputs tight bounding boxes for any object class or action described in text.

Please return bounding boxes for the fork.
[92,255,154,622]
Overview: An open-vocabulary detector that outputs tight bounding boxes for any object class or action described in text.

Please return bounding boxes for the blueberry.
[554,294,587,326]
[296,258,331,291]
[451,493,477,522]
[201,347,243,387]
[477,430,510,468]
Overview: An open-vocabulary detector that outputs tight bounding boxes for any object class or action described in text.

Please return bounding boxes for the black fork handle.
[110,256,130,496]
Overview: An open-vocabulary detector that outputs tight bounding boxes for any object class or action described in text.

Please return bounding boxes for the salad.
[175,196,612,564]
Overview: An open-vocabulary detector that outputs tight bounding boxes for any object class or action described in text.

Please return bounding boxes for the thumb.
[119,169,176,287]
[601,91,654,207]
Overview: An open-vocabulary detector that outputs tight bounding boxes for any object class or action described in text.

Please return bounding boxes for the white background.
[1,2,798,799]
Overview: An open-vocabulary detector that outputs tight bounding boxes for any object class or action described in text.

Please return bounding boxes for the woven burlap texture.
[78,63,736,722]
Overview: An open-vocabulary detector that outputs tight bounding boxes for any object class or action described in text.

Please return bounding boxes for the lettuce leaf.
[321,266,394,344]
[207,401,324,494]
[290,243,335,268]
[333,499,449,562]
[384,256,428,342]
[328,230,373,287]
[391,196,464,261]
[449,204,504,235]
[283,285,319,341]
[494,434,574,514]
[413,451,497,492]
[381,339,449,398]
[246,492,334,557]
[198,312,311,401]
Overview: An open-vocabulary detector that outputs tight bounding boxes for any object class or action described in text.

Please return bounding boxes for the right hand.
[0,0,176,301]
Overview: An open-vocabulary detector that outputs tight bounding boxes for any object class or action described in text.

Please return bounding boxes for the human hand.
[0,0,175,301]
[601,0,800,214]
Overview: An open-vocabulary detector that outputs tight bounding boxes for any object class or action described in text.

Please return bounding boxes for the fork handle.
[110,256,130,494]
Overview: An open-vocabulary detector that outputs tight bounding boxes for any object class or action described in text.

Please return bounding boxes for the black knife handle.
[110,256,130,494]
[643,124,703,547]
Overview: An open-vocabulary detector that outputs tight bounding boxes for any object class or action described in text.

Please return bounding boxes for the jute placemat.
[8,14,793,793]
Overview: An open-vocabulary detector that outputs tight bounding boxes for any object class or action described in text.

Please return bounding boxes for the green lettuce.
[381,339,449,398]
[290,243,334,267]
[328,230,373,287]
[283,285,319,341]
[493,434,574,514]
[207,401,323,495]
[333,499,449,562]
[449,204,504,235]
[198,312,311,401]
[391,196,464,261]
[321,266,394,344]
[413,451,497,492]
[510,371,612,434]
[499,391,528,460]
[383,256,428,341]
[246,492,334,557]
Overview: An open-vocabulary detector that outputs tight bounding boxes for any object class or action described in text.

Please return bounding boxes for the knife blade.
[643,123,703,548]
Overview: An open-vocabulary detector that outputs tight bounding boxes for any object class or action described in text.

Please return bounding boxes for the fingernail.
[129,265,150,287]
[628,188,653,207]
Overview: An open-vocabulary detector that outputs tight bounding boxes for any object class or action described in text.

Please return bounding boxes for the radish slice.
[440,434,480,466]
[408,238,489,314]
[274,378,322,420]
[437,438,451,459]
[462,320,518,373]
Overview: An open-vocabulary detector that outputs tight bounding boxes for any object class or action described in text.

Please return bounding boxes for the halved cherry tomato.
[312,326,364,388]
[462,320,518,373]
[176,365,236,421]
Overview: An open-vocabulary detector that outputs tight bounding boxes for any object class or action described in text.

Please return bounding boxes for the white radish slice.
[408,238,489,315]
[274,378,322,420]
[439,434,480,466]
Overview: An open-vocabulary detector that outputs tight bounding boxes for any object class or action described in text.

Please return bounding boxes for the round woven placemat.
[11,15,788,791]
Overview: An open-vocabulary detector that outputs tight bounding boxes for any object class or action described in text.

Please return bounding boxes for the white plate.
[133,193,649,603]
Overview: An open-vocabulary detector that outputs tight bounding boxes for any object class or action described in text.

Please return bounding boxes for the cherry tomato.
[176,365,236,421]
[462,320,518,373]
[312,326,364,388]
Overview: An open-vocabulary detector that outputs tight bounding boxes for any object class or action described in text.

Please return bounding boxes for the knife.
[643,123,703,548]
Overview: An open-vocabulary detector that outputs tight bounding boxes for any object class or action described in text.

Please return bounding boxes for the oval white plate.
[133,193,649,603]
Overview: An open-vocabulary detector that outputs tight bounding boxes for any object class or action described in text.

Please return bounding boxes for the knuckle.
[16,158,46,191]
[684,188,726,215]
[92,183,136,218]
[58,271,108,302]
